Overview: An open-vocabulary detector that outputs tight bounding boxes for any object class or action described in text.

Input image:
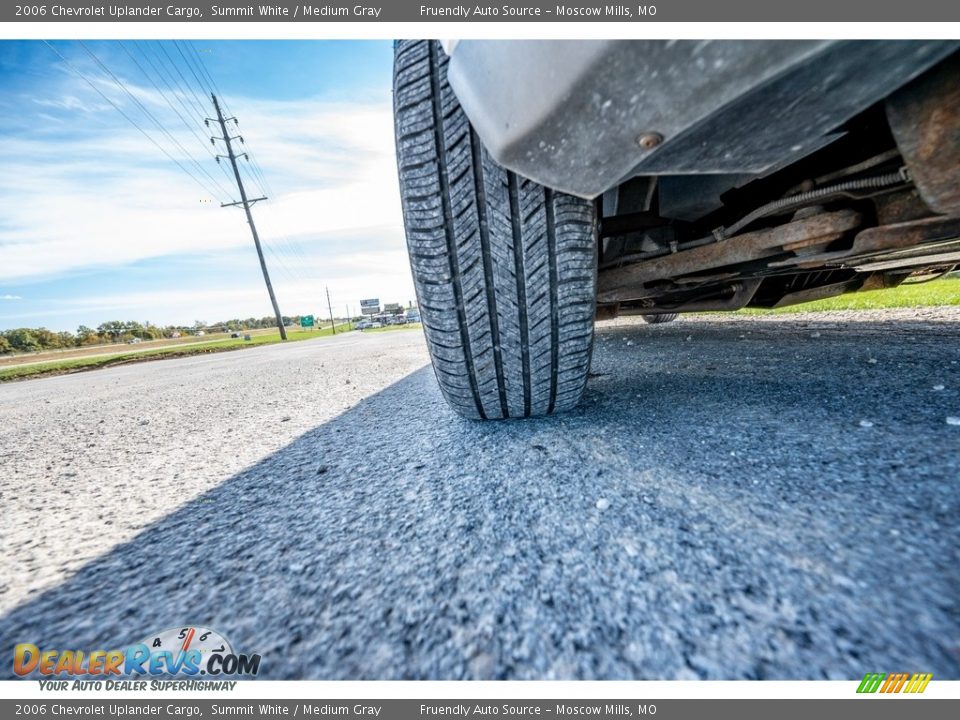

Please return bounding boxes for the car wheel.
[394,40,597,419]
[642,314,679,324]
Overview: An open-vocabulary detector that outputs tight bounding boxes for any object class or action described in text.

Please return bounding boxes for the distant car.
[126,337,142,344]
[394,315,408,325]
[355,320,372,330]
[195,330,205,337]
[369,321,383,329]
[230,331,243,338]
[405,312,421,323]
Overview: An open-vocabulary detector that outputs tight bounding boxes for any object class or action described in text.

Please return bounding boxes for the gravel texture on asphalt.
[1,309,958,680]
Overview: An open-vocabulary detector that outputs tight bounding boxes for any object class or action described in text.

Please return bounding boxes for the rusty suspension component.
[887,53,960,215]
[596,209,863,304]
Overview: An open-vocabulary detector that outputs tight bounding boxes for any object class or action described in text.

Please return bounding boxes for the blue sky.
[0,40,412,331]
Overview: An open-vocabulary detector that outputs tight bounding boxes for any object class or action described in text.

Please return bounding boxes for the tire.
[643,314,679,324]
[394,40,597,419]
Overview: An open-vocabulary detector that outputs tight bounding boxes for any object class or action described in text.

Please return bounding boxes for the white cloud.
[0,64,413,323]
[32,94,111,113]
[1,294,23,300]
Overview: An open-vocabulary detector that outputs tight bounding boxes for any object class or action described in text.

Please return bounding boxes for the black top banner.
[6,0,960,22]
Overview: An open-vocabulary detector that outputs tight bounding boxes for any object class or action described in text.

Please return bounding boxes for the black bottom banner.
[3,699,958,720]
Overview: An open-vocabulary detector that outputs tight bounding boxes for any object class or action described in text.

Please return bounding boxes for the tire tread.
[394,40,595,419]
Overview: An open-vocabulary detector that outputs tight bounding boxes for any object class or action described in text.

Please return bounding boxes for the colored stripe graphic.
[881,673,907,693]
[904,673,933,693]
[857,673,885,693]
[857,672,932,693]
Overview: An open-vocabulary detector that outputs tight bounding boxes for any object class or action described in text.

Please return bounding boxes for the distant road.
[1,309,958,679]
[0,324,351,370]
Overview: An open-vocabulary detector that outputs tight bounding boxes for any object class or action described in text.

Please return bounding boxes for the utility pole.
[326,286,336,335]
[208,94,286,341]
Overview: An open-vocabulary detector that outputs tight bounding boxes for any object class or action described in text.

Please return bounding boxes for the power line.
[187,44,314,284]
[265,231,311,284]
[46,41,311,302]
[221,146,306,281]
[174,40,216,106]
[80,40,234,199]
[128,41,238,188]
[156,41,210,119]
[210,122,308,279]
[78,41,235,200]
[194,56,273,201]
[262,243,302,284]
[42,40,223,201]
[186,41,224,97]
[117,41,237,189]
[139,41,207,120]
[131,42,238,194]
[181,44,306,273]
[186,46,279,202]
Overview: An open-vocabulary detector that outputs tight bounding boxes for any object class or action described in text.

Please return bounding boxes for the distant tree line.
[0,316,300,355]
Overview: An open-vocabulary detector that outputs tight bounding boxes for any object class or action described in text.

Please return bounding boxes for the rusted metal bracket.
[767,214,960,269]
[616,279,764,314]
[596,208,862,303]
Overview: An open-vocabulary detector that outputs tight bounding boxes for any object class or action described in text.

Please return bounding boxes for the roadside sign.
[300,315,315,328]
[360,298,379,308]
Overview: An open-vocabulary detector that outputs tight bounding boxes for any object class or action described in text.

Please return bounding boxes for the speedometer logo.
[13,625,261,677]
[141,626,237,675]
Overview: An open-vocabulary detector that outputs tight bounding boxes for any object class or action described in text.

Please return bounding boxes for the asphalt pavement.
[1,310,958,680]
